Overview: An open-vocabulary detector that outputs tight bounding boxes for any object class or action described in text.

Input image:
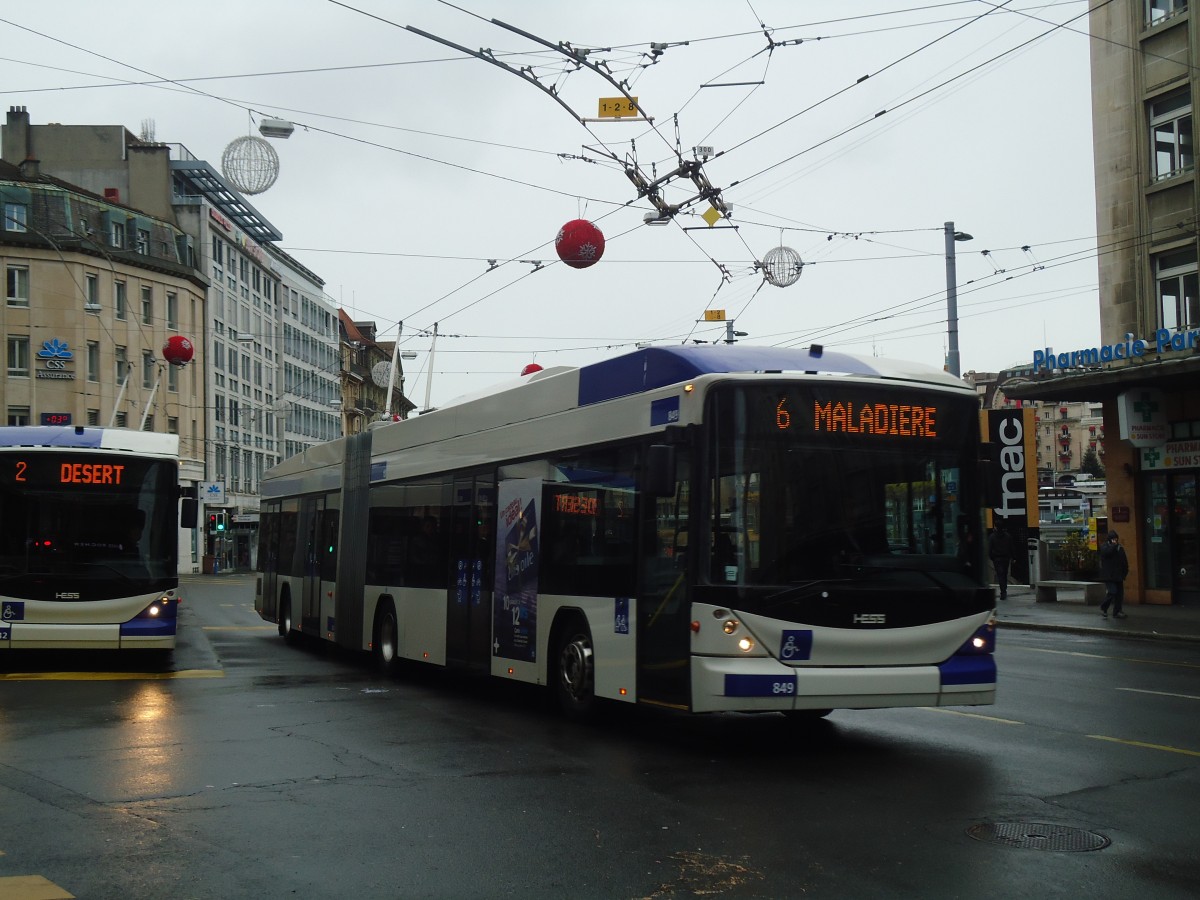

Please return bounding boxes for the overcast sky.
[1,0,1099,405]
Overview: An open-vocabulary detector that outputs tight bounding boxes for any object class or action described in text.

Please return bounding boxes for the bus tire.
[279,594,296,645]
[554,615,595,721]
[372,599,400,675]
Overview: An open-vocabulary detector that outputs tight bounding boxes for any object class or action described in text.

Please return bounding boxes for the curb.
[997,620,1200,644]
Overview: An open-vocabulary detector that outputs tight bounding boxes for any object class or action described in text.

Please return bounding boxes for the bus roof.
[438,345,965,412]
[575,345,957,406]
[0,426,180,457]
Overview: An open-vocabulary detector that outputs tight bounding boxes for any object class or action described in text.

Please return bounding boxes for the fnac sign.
[981,408,1038,530]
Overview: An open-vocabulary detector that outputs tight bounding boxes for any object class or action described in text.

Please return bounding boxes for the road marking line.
[1087,734,1200,757]
[1019,647,1200,669]
[0,670,224,682]
[0,874,75,899]
[924,708,1025,725]
[1117,687,1200,701]
[201,625,276,631]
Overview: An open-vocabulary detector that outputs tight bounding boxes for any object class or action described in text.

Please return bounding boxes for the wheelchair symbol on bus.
[2,601,25,621]
[779,629,812,661]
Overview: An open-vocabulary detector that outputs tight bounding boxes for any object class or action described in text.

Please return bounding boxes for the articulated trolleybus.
[0,426,194,652]
[256,346,995,718]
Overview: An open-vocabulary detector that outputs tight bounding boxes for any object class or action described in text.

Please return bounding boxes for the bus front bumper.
[0,620,176,650]
[691,655,996,713]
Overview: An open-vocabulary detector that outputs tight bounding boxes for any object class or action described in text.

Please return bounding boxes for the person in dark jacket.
[988,524,1014,601]
[1098,530,1129,619]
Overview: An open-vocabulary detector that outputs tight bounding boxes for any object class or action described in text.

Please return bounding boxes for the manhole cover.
[967,822,1110,852]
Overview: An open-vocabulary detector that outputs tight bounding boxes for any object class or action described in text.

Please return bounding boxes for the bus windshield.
[705,382,983,588]
[0,452,178,599]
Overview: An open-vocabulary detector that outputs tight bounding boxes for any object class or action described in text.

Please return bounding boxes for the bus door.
[258,500,280,621]
[638,447,693,708]
[446,472,495,668]
[300,495,329,635]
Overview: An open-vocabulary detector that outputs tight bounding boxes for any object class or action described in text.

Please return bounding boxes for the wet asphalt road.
[1,574,1198,899]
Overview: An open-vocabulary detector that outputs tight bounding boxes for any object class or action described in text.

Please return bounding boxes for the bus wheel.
[555,617,595,720]
[279,596,296,644]
[373,600,399,675]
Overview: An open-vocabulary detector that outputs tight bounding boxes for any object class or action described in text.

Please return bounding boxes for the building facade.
[1004,0,1200,606]
[269,244,341,461]
[338,312,415,434]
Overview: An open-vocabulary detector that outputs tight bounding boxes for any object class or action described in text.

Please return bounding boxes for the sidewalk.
[995,583,1200,643]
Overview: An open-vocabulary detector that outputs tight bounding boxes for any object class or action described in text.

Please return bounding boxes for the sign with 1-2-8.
[597,96,639,118]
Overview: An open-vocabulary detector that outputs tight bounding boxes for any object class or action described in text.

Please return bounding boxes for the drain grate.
[967,822,1111,852]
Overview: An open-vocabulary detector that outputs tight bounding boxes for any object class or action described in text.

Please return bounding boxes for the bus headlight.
[737,636,755,652]
[723,619,740,635]
[135,595,177,620]
[957,620,995,655]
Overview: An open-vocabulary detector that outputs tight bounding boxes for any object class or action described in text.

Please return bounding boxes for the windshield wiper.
[762,579,847,609]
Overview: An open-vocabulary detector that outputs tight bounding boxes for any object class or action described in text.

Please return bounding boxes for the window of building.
[87,340,100,382]
[85,273,100,311]
[168,363,178,393]
[7,406,30,426]
[1151,91,1193,180]
[115,281,127,319]
[3,202,28,232]
[142,415,154,432]
[87,408,99,426]
[142,351,155,388]
[168,416,179,435]
[141,285,152,324]
[111,220,125,248]
[136,228,150,254]
[114,412,127,427]
[1146,0,1188,27]
[115,346,127,384]
[1155,245,1199,330]
[6,264,29,306]
[167,291,178,328]
[7,336,30,377]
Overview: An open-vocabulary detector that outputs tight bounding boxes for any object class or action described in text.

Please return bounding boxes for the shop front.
[1002,345,1200,607]
[1141,443,1200,606]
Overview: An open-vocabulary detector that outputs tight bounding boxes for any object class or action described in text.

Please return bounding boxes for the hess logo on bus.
[853,613,886,624]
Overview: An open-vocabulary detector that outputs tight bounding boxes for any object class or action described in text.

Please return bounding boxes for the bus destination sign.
[7,457,127,487]
[775,397,939,439]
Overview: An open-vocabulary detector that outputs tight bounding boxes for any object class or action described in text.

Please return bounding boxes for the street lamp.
[944,221,973,378]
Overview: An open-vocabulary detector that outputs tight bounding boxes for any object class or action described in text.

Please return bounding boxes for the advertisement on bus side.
[494,479,540,662]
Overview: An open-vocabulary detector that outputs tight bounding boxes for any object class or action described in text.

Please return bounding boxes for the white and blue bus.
[255,345,995,718]
[0,426,194,651]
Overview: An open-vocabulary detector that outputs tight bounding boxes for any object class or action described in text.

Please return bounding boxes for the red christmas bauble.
[555,219,605,269]
[163,335,194,367]
[521,363,544,376]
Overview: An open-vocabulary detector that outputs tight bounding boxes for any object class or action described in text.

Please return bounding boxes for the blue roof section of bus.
[0,426,179,455]
[576,345,886,406]
[0,426,106,448]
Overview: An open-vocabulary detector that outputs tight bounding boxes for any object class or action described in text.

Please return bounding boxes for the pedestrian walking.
[989,523,1014,601]
[1098,530,1129,619]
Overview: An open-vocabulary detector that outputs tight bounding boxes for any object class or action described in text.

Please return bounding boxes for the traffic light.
[216,512,226,532]
[207,512,227,532]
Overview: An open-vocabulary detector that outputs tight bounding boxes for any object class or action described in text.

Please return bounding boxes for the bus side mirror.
[644,444,676,496]
[181,497,198,529]
[978,442,1000,510]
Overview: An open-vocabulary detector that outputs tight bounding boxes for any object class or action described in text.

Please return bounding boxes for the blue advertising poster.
[493,479,540,662]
